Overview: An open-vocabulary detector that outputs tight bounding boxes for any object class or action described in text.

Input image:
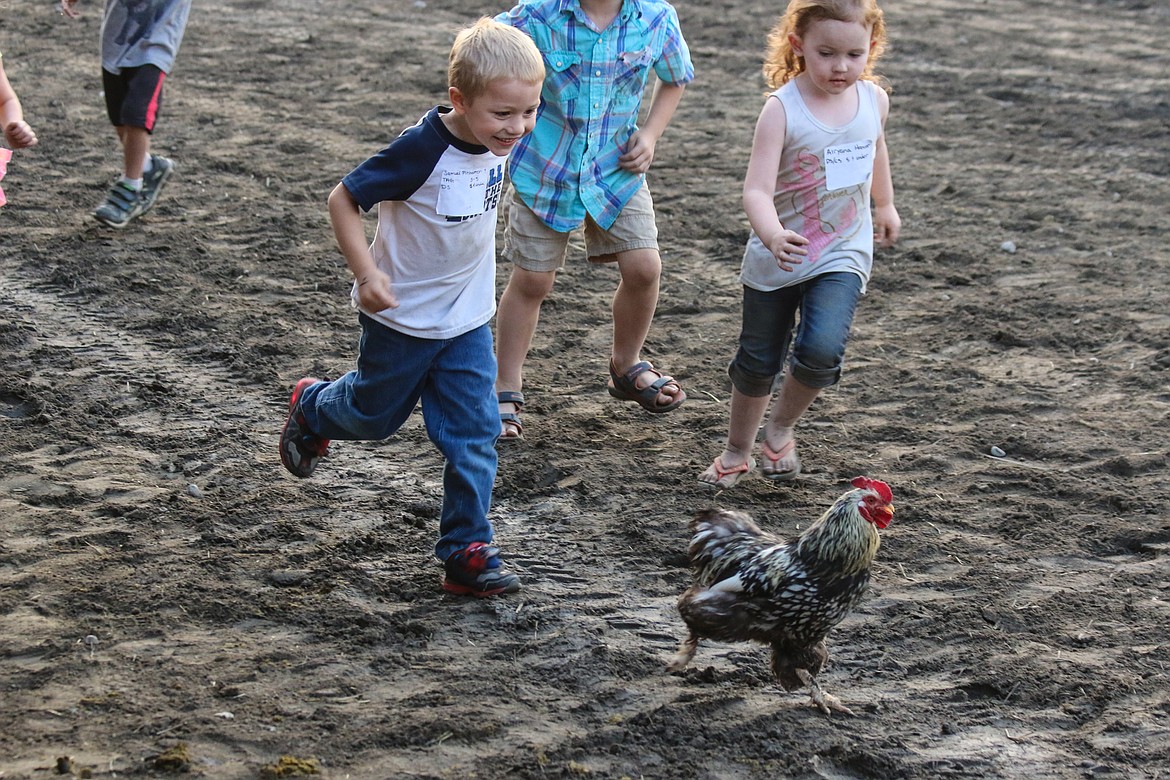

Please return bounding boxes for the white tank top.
[740,79,883,293]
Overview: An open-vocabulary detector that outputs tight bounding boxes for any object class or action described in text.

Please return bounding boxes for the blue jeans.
[728,272,863,397]
[298,315,499,561]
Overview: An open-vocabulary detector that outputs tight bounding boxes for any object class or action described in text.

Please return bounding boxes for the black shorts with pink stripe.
[102,65,166,133]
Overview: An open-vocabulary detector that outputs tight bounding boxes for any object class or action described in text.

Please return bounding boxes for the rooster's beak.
[873,504,894,529]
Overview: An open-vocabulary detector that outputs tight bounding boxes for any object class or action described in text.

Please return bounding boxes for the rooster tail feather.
[688,508,762,536]
[687,508,766,576]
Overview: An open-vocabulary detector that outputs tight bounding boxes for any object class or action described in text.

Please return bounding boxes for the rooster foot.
[811,691,855,717]
[796,668,856,716]
[666,635,698,673]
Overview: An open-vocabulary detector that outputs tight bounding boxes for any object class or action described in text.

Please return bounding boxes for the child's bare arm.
[327,183,398,311]
[871,90,900,247]
[59,0,81,19]
[871,137,899,248]
[743,98,807,271]
[619,81,685,174]
[0,65,36,149]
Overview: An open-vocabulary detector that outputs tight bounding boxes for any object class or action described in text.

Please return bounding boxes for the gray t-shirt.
[101,0,191,74]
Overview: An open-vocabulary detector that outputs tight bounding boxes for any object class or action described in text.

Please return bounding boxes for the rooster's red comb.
[851,476,892,502]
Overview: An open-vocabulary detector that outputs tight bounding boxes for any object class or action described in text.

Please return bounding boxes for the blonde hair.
[448,18,545,101]
[762,0,888,90]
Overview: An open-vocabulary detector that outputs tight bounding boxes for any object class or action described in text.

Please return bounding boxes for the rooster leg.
[666,634,699,673]
[795,668,855,716]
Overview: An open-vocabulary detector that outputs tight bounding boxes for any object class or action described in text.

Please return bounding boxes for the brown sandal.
[607,360,686,414]
[498,391,524,442]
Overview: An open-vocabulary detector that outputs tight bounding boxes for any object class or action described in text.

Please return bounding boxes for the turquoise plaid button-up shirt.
[497,0,694,232]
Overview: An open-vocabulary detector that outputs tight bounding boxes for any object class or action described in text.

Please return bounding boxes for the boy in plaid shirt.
[493,0,693,441]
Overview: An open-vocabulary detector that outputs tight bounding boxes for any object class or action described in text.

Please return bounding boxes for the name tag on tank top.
[823,140,874,192]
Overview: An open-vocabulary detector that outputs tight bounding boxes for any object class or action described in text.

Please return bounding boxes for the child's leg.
[116,125,150,180]
[300,314,431,442]
[760,376,819,478]
[418,324,499,561]
[611,246,661,372]
[700,285,797,486]
[762,272,863,471]
[495,187,570,437]
[95,65,168,227]
[589,185,684,410]
[495,265,556,395]
[698,386,771,488]
[103,66,164,179]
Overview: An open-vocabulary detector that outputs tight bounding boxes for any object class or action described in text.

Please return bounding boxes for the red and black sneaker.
[442,543,521,597]
[279,378,330,478]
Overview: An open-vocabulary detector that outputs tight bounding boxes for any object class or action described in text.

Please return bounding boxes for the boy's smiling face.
[447,77,543,156]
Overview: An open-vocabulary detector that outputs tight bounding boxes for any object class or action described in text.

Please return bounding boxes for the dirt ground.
[2,0,1169,777]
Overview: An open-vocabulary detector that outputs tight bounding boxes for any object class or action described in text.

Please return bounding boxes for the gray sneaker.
[140,155,175,212]
[93,181,146,228]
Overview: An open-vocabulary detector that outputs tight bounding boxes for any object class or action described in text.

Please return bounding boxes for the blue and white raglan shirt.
[341,106,508,340]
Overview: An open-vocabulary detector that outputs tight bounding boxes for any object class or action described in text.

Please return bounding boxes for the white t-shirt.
[341,107,508,340]
[741,79,883,294]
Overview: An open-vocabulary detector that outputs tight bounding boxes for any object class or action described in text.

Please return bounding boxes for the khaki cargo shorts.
[501,184,659,273]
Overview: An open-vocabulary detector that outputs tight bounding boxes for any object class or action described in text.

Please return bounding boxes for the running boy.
[61,0,190,228]
[493,0,694,440]
[279,19,545,598]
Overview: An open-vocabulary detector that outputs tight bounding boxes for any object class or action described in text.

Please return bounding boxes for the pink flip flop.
[760,439,801,481]
[699,456,756,490]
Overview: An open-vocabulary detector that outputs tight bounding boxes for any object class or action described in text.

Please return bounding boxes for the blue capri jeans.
[728,272,863,397]
[296,314,499,562]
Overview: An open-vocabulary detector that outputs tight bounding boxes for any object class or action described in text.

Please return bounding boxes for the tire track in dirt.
[0,271,268,498]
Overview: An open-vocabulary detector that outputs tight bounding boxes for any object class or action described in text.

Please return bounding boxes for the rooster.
[667,477,894,715]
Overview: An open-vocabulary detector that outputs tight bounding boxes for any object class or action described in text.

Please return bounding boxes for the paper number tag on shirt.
[437,167,488,218]
[823,140,874,192]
